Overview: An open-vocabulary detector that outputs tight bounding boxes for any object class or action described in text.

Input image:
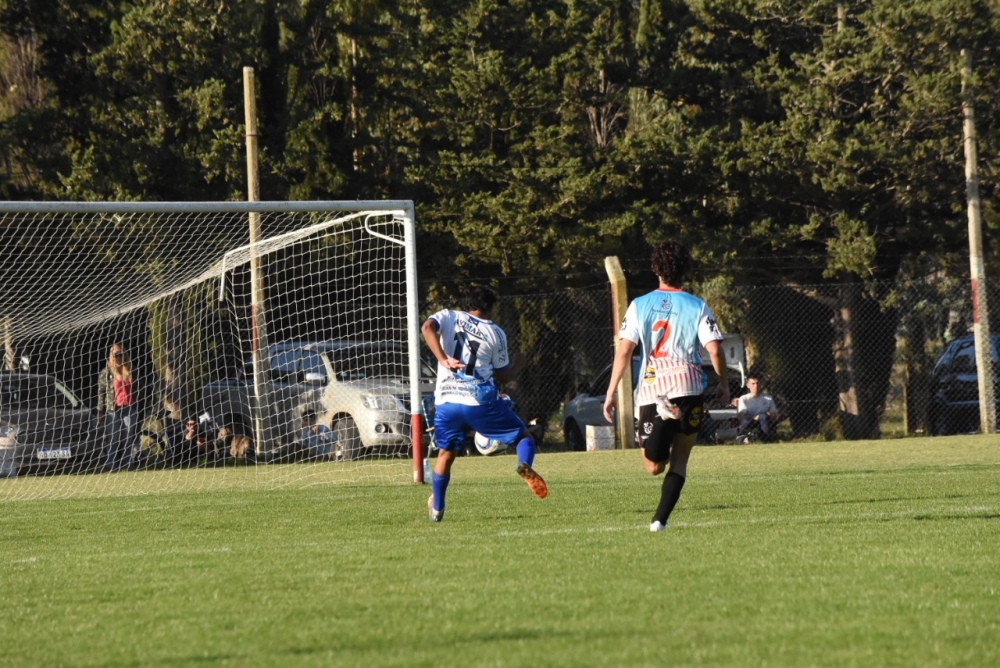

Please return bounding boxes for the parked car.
[202,340,436,460]
[563,345,746,451]
[0,373,101,476]
[928,333,1000,436]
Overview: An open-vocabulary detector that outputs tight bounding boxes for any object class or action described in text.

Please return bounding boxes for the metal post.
[400,204,426,483]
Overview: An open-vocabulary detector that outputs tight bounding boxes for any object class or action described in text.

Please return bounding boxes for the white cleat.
[428,494,443,522]
[649,521,666,532]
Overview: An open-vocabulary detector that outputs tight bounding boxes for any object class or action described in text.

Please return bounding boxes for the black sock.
[653,472,686,524]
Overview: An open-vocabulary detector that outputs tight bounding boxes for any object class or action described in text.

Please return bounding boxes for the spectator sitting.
[296,410,336,460]
[736,372,782,443]
[172,416,204,467]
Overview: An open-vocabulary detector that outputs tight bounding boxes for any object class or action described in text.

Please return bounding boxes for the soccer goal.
[0,201,428,501]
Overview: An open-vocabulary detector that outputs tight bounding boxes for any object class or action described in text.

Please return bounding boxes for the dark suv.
[928,333,1000,435]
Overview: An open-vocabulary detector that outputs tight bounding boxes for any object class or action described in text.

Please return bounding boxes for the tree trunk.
[902,315,931,435]
[161,293,190,420]
[831,278,898,439]
[832,279,861,426]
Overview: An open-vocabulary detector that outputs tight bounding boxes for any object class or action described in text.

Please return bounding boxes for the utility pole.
[961,49,995,434]
[244,66,271,454]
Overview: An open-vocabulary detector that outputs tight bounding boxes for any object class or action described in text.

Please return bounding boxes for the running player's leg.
[637,404,672,476]
[514,430,547,499]
[471,400,547,499]
[651,432,694,526]
[427,403,468,521]
[651,395,703,528]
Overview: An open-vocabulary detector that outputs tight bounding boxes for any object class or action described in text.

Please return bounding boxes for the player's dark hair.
[460,285,497,314]
[746,369,763,382]
[651,239,691,287]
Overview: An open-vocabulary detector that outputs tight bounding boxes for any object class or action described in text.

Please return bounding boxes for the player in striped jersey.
[602,239,729,531]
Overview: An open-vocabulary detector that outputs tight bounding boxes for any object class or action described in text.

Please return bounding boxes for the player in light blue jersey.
[421,285,547,522]
[603,240,729,532]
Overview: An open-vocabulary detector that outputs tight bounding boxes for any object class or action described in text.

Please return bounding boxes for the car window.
[591,367,613,395]
[951,343,976,372]
[932,340,960,375]
[300,352,327,380]
[327,347,409,380]
[586,357,642,395]
[271,349,300,374]
[0,376,80,410]
[267,349,301,383]
[52,380,83,409]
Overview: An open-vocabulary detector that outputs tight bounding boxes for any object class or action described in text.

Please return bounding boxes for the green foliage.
[2,0,998,284]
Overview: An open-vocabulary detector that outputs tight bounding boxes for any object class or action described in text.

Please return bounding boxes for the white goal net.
[0,201,428,501]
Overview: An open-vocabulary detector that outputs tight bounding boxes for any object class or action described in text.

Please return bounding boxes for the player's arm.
[493,351,526,386]
[420,317,463,372]
[766,395,780,419]
[704,339,729,406]
[602,338,637,423]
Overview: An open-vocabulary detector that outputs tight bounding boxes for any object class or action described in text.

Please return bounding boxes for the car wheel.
[333,417,363,460]
[563,420,585,452]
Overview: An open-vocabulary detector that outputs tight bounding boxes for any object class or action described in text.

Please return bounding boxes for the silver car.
[0,373,100,477]
[202,340,436,461]
[306,342,437,459]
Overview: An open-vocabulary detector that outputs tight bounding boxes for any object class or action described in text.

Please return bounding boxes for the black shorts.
[637,395,705,463]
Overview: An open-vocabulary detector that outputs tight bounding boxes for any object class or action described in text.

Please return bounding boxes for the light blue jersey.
[619,288,723,404]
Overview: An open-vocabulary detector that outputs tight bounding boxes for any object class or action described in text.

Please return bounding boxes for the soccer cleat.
[427,493,443,522]
[516,463,548,499]
[650,520,666,532]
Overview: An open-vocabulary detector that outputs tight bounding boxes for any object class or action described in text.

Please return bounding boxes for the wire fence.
[480,276,999,449]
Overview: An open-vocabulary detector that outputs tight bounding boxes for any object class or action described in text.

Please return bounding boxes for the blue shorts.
[433,400,526,451]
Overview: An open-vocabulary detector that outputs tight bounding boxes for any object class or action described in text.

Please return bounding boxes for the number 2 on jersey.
[651,319,671,359]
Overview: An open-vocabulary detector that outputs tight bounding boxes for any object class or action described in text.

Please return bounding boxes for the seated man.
[736,372,782,443]
[296,410,336,460]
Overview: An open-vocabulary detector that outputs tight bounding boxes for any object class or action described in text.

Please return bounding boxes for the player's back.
[430,309,509,405]
[630,289,707,366]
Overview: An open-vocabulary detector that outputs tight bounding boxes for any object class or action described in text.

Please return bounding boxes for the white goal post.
[0,201,428,500]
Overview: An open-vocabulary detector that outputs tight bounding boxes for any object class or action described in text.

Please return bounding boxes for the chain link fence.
[479,275,999,450]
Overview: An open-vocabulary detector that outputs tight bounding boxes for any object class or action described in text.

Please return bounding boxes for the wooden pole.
[244,66,270,454]
[605,257,635,449]
[961,49,995,434]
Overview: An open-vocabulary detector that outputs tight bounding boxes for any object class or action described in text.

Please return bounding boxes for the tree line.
[1,0,998,438]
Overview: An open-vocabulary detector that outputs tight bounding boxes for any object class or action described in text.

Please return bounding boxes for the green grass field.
[2,438,999,667]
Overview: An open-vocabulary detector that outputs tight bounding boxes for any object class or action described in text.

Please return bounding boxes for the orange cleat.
[517,463,548,499]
